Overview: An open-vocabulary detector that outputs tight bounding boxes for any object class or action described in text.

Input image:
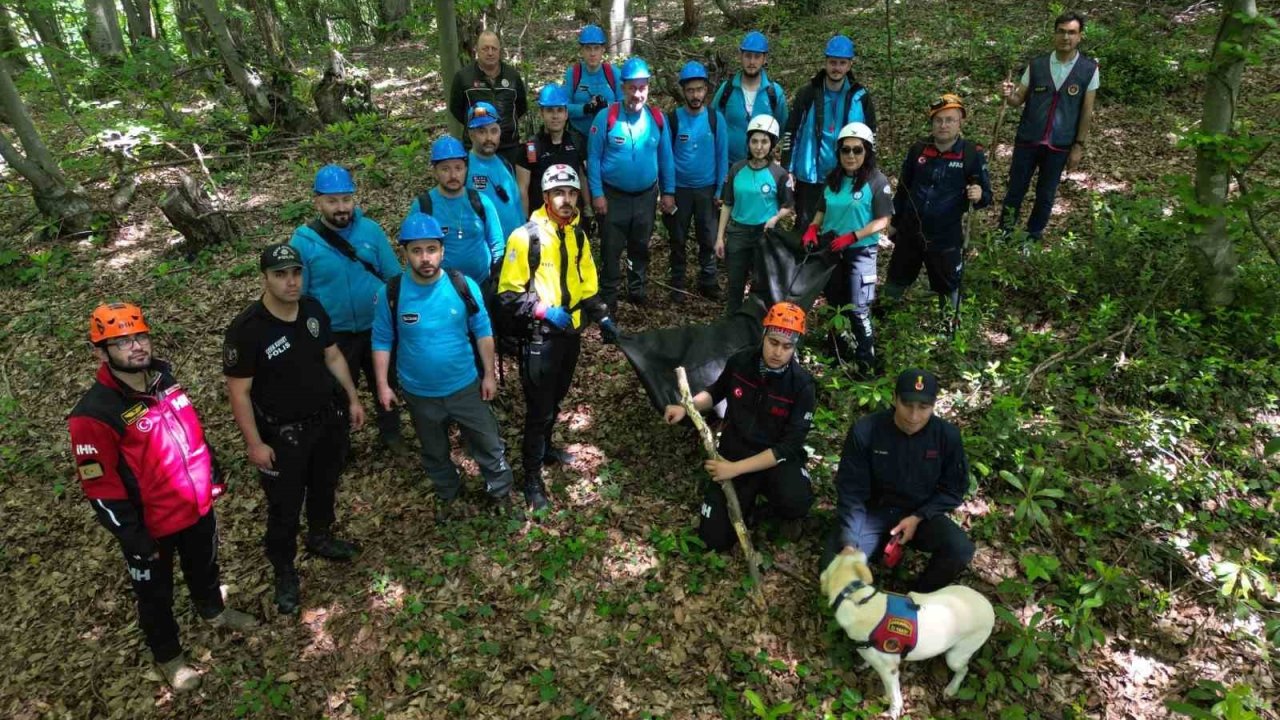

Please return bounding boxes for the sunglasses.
[839,145,866,156]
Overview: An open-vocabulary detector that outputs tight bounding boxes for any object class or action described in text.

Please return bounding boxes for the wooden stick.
[675,367,766,607]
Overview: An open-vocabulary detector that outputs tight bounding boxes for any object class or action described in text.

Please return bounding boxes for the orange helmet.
[763,302,806,336]
[89,302,150,345]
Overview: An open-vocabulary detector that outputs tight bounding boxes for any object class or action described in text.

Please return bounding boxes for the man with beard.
[498,165,618,511]
[410,136,505,288]
[70,303,258,692]
[664,61,728,301]
[518,84,591,220]
[372,213,521,522]
[999,11,1098,245]
[711,31,788,164]
[448,30,528,166]
[467,102,527,243]
[289,165,404,451]
[224,244,367,615]
[781,34,877,230]
[587,57,676,310]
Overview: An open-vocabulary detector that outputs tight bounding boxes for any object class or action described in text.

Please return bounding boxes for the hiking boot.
[542,445,577,466]
[305,532,360,561]
[379,432,411,456]
[697,285,720,300]
[434,497,458,525]
[208,607,259,632]
[777,518,804,544]
[626,292,648,307]
[274,571,300,615]
[492,493,526,521]
[524,475,551,512]
[668,287,686,302]
[158,654,201,692]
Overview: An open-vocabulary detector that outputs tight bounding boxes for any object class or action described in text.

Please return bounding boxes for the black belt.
[255,402,336,428]
[604,182,657,198]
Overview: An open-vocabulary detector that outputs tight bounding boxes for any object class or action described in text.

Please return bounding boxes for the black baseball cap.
[895,368,939,404]
[260,243,303,272]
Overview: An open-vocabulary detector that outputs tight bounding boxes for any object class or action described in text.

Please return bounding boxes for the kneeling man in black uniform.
[223,243,367,614]
[826,368,974,591]
[664,302,815,550]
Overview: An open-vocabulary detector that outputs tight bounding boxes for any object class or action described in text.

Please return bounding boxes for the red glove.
[802,224,820,249]
[830,232,857,252]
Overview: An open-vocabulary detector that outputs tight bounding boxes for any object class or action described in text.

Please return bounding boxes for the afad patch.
[78,462,104,480]
[868,593,919,655]
[121,403,148,425]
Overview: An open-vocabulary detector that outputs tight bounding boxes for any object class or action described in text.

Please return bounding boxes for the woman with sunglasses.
[801,122,892,376]
[716,114,794,314]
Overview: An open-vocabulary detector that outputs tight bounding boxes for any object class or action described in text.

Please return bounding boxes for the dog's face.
[820,549,876,600]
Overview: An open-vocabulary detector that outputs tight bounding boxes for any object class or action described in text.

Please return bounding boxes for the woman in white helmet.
[799,121,891,375]
[715,114,795,314]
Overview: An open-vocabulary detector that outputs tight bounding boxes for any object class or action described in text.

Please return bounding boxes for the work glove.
[538,304,571,329]
[585,95,608,116]
[801,224,820,249]
[599,317,620,344]
[829,232,857,253]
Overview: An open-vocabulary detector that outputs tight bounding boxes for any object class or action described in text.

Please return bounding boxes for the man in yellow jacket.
[498,164,620,511]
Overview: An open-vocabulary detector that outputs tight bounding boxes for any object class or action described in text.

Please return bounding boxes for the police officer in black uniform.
[826,368,974,592]
[518,84,592,226]
[223,243,367,614]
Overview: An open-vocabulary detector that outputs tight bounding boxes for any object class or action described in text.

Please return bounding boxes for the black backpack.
[493,221,544,356]
[716,80,780,117]
[416,187,486,220]
[385,270,484,376]
[667,107,719,151]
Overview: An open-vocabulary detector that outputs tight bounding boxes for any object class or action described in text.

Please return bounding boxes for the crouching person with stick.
[664,302,816,551]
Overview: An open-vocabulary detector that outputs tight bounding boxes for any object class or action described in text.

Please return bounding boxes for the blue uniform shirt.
[409,189,505,284]
[817,170,893,247]
[564,62,620,137]
[722,160,793,225]
[371,272,492,398]
[711,71,789,164]
[587,104,676,196]
[467,153,525,242]
[289,209,401,333]
[670,106,729,193]
[787,77,871,184]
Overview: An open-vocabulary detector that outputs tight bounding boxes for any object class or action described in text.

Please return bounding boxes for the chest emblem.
[925,448,939,459]
[136,417,154,433]
[760,183,773,194]
[266,335,291,359]
[733,386,744,398]
[307,317,320,338]
[121,403,148,425]
[501,78,510,88]
[854,191,863,200]
[473,174,490,190]
[402,313,420,325]
[1067,83,1080,96]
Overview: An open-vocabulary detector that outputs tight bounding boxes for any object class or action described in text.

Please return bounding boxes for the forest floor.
[2,1,1279,718]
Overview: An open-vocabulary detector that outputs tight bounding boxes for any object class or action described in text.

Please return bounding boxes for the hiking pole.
[950,178,978,341]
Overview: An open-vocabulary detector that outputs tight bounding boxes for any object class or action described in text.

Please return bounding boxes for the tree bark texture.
[120,0,156,49]
[236,0,289,69]
[0,7,31,70]
[312,49,377,124]
[160,171,237,256]
[18,1,66,50]
[1191,0,1257,308]
[377,0,412,41]
[0,59,93,235]
[608,0,631,57]
[83,0,127,65]
[195,0,315,132]
[679,0,698,36]
[434,0,462,136]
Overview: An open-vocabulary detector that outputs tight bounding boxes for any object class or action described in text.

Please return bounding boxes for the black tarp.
[618,228,839,411]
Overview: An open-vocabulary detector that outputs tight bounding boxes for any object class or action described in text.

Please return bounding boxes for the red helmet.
[763,302,806,336]
[89,302,150,345]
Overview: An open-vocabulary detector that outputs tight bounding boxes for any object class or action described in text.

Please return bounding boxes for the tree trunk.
[237,0,289,69]
[195,0,315,132]
[1191,0,1257,308]
[0,59,94,236]
[679,0,697,36]
[83,0,127,65]
[0,7,30,70]
[708,0,754,29]
[119,0,156,49]
[608,0,631,57]
[434,0,462,136]
[160,171,237,257]
[377,0,411,40]
[312,48,377,124]
[19,0,66,51]
[152,0,168,42]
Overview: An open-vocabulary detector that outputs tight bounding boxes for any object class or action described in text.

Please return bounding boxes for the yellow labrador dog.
[820,549,994,718]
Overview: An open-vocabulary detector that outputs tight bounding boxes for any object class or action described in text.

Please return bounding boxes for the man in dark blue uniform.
[826,369,974,592]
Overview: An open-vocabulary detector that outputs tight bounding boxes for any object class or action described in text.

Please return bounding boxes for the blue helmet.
[430,135,467,164]
[619,57,652,82]
[740,31,769,54]
[313,164,355,195]
[467,101,500,129]
[398,212,444,244]
[825,35,855,59]
[537,84,570,108]
[678,61,709,85]
[578,24,607,45]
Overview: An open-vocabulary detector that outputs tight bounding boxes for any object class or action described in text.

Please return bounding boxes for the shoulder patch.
[223,346,238,368]
[121,403,148,425]
[307,317,320,338]
[78,462,104,480]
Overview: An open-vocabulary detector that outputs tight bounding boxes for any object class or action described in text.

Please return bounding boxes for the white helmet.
[746,114,780,142]
[837,122,875,147]
[541,164,580,191]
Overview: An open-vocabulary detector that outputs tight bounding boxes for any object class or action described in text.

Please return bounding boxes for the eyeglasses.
[931,115,961,126]
[839,145,866,156]
[106,333,150,349]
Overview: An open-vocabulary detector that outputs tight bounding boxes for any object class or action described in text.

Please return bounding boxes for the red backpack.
[605,102,665,134]
[570,61,618,96]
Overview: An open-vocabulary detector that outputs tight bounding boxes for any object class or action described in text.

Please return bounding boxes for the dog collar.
[831,579,879,609]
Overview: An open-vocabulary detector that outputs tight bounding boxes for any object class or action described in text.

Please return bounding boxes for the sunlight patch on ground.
[98,222,162,270]
[602,534,659,580]
[564,404,593,431]
[372,76,417,90]
[301,604,340,659]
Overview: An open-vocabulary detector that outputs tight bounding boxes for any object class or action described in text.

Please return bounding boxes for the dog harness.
[831,580,921,657]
